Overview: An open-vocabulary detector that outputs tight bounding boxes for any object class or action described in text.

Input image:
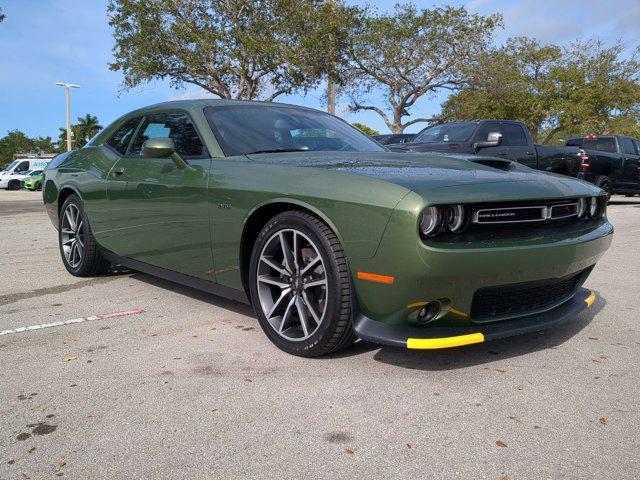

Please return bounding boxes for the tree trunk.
[327,80,336,115]
[391,108,403,134]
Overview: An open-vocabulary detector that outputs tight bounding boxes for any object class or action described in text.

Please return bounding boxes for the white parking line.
[0,308,145,336]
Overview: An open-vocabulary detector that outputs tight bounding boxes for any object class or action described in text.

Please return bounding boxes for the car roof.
[127,98,320,116]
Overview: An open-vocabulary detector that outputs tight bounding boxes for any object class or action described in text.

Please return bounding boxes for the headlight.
[588,197,599,218]
[577,198,587,218]
[420,206,442,237]
[444,204,465,232]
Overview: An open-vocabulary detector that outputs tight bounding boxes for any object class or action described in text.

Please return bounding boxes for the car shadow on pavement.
[367,293,606,371]
[128,272,255,317]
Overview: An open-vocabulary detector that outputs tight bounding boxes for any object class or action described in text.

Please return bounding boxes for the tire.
[58,194,110,276]
[248,210,356,357]
[594,175,612,202]
[8,179,20,190]
[36,182,42,191]
[624,194,635,198]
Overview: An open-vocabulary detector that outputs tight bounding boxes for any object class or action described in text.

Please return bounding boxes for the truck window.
[620,137,637,155]
[582,137,617,153]
[566,138,583,147]
[475,122,501,142]
[501,124,528,146]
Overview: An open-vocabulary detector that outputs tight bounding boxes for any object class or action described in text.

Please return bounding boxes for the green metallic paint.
[23,172,43,191]
[43,99,613,340]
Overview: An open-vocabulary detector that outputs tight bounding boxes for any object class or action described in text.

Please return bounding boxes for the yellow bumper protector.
[407,333,485,349]
[584,291,596,308]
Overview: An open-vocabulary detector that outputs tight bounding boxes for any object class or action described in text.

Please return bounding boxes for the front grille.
[471,200,580,225]
[470,269,587,321]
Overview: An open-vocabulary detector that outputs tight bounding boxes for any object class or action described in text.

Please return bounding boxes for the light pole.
[54,82,80,151]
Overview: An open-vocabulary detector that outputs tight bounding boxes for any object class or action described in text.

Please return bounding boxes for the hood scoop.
[469,158,515,171]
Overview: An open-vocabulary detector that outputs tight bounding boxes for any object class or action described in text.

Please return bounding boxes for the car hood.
[247,151,601,200]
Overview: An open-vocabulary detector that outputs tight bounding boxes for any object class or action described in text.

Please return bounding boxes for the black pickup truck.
[388,120,584,177]
[565,134,640,198]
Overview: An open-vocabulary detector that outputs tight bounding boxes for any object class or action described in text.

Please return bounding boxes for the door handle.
[526,152,535,156]
[114,167,125,176]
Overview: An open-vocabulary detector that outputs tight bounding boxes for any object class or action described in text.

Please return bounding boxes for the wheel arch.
[239,199,345,295]
[57,186,82,216]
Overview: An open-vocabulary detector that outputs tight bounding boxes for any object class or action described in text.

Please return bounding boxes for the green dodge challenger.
[43,100,612,357]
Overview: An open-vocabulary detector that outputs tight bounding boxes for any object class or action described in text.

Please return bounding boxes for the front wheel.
[248,211,356,357]
[58,194,110,276]
[8,179,20,190]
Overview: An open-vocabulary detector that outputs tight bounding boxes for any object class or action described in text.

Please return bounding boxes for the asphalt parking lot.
[1,190,639,479]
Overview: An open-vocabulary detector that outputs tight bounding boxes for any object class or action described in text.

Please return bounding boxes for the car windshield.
[204,105,386,156]
[413,122,477,143]
[1,161,18,172]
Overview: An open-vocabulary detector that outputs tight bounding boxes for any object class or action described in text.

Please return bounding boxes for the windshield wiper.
[246,148,309,154]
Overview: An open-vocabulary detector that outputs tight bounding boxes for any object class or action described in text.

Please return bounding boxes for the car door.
[103,111,214,279]
[501,123,537,168]
[619,136,640,191]
[473,122,509,158]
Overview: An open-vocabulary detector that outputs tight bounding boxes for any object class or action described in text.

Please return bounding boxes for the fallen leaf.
[58,461,66,468]
[599,417,607,425]
[65,338,77,343]
[249,358,257,363]
[591,358,600,363]
[405,443,412,449]
[27,447,36,454]
[62,355,77,362]
[516,385,524,391]
[345,449,354,456]
[495,368,506,373]
[20,474,30,479]
[86,412,96,418]
[594,376,600,380]
[34,406,45,413]
[56,474,64,477]
[500,476,509,480]
[588,337,598,341]
[495,440,507,448]
[7,459,15,465]
[82,468,92,475]
[515,418,527,425]
[244,378,253,385]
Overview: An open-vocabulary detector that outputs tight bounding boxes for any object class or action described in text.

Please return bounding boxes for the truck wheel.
[59,194,110,276]
[8,179,20,190]
[594,175,612,202]
[624,194,635,198]
[249,210,356,357]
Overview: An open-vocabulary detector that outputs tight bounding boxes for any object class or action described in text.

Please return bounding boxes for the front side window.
[107,117,142,154]
[204,105,385,156]
[414,122,477,143]
[128,113,205,157]
[474,122,501,142]
[501,124,528,146]
[29,170,43,176]
[15,161,30,172]
[620,137,637,155]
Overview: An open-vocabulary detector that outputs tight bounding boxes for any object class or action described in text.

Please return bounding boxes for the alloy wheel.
[256,228,328,341]
[61,204,84,268]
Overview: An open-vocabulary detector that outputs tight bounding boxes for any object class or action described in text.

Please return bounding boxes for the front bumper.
[355,288,595,349]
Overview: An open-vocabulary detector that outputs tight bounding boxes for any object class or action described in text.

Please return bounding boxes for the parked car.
[565,134,640,199]
[371,133,416,145]
[0,170,33,190]
[22,170,44,191]
[388,120,585,177]
[44,100,612,357]
[1,157,51,176]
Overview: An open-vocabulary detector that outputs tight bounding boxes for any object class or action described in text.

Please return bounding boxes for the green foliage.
[345,4,501,133]
[0,130,56,167]
[58,114,103,150]
[351,122,378,136]
[442,38,640,143]
[0,8,5,23]
[108,0,358,101]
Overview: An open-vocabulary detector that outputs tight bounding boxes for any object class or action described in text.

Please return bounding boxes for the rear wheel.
[248,211,356,357]
[58,194,110,276]
[594,175,612,202]
[8,179,20,190]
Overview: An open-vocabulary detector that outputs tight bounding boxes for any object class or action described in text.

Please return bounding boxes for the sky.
[0,0,639,140]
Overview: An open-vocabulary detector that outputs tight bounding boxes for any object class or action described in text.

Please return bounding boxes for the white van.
[0,157,53,190]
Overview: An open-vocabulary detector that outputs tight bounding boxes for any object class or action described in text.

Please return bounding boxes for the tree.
[57,114,103,150]
[441,38,640,143]
[0,130,56,167]
[108,0,358,101]
[0,8,6,23]
[344,4,501,133]
[351,122,378,136]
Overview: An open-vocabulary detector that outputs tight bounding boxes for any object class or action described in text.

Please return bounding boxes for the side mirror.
[142,137,190,170]
[473,132,502,150]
